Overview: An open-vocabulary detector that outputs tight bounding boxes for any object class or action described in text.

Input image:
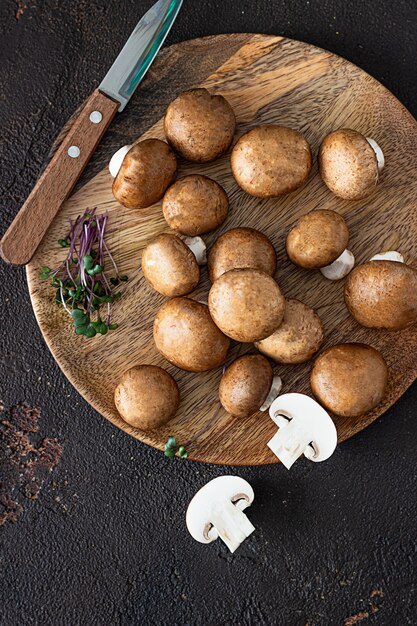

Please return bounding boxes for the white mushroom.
[268,393,337,470]
[186,476,255,553]
[366,137,385,170]
[183,236,207,265]
[370,250,404,263]
[109,144,133,178]
[320,249,355,280]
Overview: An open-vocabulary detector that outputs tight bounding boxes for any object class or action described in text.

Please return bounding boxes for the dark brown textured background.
[1,1,416,624]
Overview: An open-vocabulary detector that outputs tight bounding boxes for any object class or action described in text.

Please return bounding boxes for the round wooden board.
[27,34,417,465]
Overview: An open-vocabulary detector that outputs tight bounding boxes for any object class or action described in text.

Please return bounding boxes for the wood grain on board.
[26,34,417,465]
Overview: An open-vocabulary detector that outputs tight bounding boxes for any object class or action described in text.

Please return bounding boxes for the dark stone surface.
[0,1,416,624]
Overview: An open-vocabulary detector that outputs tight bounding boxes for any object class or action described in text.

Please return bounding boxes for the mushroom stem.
[370,251,405,263]
[366,137,385,170]
[208,500,255,553]
[260,375,283,411]
[267,418,313,470]
[320,249,355,280]
[109,144,132,178]
[184,236,207,265]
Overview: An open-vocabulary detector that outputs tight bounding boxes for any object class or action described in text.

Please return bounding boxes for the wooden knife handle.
[0,90,119,265]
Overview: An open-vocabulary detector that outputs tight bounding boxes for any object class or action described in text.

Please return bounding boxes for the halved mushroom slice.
[114,365,180,431]
[310,343,388,417]
[219,354,283,418]
[255,299,324,364]
[186,476,255,553]
[344,260,417,330]
[208,268,286,343]
[208,227,277,283]
[231,125,312,197]
[153,298,230,372]
[141,233,206,297]
[268,393,337,470]
[286,210,354,280]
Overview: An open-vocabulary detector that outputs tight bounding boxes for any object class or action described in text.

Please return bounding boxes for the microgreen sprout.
[39,208,128,338]
[164,436,187,459]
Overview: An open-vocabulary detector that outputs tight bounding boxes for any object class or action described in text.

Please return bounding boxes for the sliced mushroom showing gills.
[219,354,283,418]
[286,210,355,280]
[319,129,384,200]
[268,393,337,470]
[141,233,206,297]
[186,476,255,553]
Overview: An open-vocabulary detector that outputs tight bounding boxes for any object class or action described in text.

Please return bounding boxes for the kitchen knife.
[0,0,183,265]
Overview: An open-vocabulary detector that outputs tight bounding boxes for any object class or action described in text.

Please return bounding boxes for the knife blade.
[0,0,183,265]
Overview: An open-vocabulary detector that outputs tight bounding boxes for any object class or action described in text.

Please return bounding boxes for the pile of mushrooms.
[107,86,410,497]
[100,84,417,552]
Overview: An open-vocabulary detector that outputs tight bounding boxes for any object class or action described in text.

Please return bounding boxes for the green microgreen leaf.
[58,239,70,248]
[82,255,94,271]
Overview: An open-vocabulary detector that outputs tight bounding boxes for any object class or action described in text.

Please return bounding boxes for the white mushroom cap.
[183,236,207,265]
[109,144,132,178]
[366,137,385,170]
[268,393,337,470]
[370,250,404,263]
[186,476,255,553]
[320,249,355,280]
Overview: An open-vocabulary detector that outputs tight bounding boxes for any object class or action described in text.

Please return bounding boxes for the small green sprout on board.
[164,436,187,459]
[39,208,128,338]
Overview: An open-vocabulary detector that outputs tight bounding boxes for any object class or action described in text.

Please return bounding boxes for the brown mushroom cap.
[164,88,236,162]
[153,297,230,372]
[255,299,324,364]
[112,139,177,209]
[344,260,417,330]
[208,227,277,283]
[319,129,379,200]
[141,233,200,297]
[162,175,229,236]
[208,268,285,343]
[231,125,312,197]
[286,209,349,269]
[114,365,180,430]
[219,354,273,418]
[310,343,388,417]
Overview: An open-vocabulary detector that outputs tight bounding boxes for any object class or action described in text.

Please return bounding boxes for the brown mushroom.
[286,209,353,278]
[112,139,177,209]
[255,299,324,364]
[162,175,229,236]
[231,125,312,197]
[219,354,281,418]
[114,365,180,430]
[319,129,384,200]
[310,343,388,417]
[153,297,230,372]
[208,227,277,283]
[344,260,417,330]
[141,233,205,297]
[208,268,285,343]
[164,88,236,162]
